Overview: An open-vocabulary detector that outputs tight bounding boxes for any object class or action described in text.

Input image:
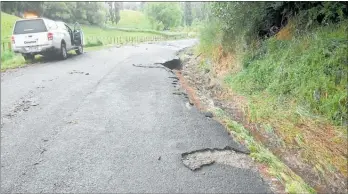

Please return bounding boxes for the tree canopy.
[1,2,109,26]
[144,2,183,30]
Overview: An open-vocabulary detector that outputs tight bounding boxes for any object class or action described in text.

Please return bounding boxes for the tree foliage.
[191,2,211,23]
[1,2,43,16]
[114,2,121,24]
[210,2,348,50]
[144,2,183,30]
[108,2,121,25]
[1,2,108,26]
[184,2,193,26]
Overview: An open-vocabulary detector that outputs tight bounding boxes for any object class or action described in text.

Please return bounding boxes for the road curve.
[1,39,270,193]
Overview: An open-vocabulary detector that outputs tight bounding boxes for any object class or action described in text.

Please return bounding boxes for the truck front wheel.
[75,45,83,55]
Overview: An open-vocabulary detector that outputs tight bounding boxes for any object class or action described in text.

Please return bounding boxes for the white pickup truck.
[11,16,84,61]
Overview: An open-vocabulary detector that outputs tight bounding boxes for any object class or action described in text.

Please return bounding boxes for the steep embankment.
[180,20,347,193]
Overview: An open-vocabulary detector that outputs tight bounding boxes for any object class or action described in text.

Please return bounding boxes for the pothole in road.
[161,58,182,70]
[182,147,254,171]
[132,58,182,71]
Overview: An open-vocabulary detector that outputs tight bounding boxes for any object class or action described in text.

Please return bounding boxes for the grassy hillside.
[1,12,18,41]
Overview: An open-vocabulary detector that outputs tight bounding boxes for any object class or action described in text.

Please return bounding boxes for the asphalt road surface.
[1,39,270,193]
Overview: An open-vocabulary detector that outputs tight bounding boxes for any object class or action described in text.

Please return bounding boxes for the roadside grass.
[1,51,25,70]
[213,108,316,194]
[197,16,347,192]
[223,21,348,179]
[228,21,348,126]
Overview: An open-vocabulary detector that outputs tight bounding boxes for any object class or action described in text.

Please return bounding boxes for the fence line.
[1,34,187,52]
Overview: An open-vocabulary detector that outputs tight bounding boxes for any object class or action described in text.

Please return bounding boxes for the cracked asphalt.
[1,39,270,193]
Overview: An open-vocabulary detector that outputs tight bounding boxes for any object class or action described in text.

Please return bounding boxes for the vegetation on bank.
[198,2,347,193]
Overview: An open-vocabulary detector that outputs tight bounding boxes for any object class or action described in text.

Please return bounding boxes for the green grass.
[222,21,348,178]
[1,51,25,70]
[213,108,315,194]
[226,21,348,126]
[198,17,347,192]
[107,10,191,37]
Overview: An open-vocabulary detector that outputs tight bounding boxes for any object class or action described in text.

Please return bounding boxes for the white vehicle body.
[11,17,84,60]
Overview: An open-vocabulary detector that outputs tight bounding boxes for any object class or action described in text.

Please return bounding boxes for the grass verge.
[213,108,316,193]
[1,51,25,71]
[197,17,347,192]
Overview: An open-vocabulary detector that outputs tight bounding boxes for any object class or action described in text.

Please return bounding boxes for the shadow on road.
[28,52,82,64]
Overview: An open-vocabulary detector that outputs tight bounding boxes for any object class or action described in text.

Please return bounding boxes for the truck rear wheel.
[22,54,35,62]
[60,43,68,60]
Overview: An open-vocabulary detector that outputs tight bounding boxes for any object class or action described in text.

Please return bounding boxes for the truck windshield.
[13,19,47,34]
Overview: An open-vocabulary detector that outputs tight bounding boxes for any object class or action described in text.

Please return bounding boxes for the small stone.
[158,156,161,160]
[85,73,89,75]
[204,112,214,118]
[172,91,183,95]
[30,102,39,106]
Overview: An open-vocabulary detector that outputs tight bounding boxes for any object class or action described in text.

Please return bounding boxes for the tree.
[191,2,211,22]
[184,2,193,26]
[1,2,43,17]
[108,2,115,24]
[140,2,146,11]
[144,2,183,30]
[42,2,72,22]
[107,2,121,25]
[114,2,121,24]
[84,2,107,26]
